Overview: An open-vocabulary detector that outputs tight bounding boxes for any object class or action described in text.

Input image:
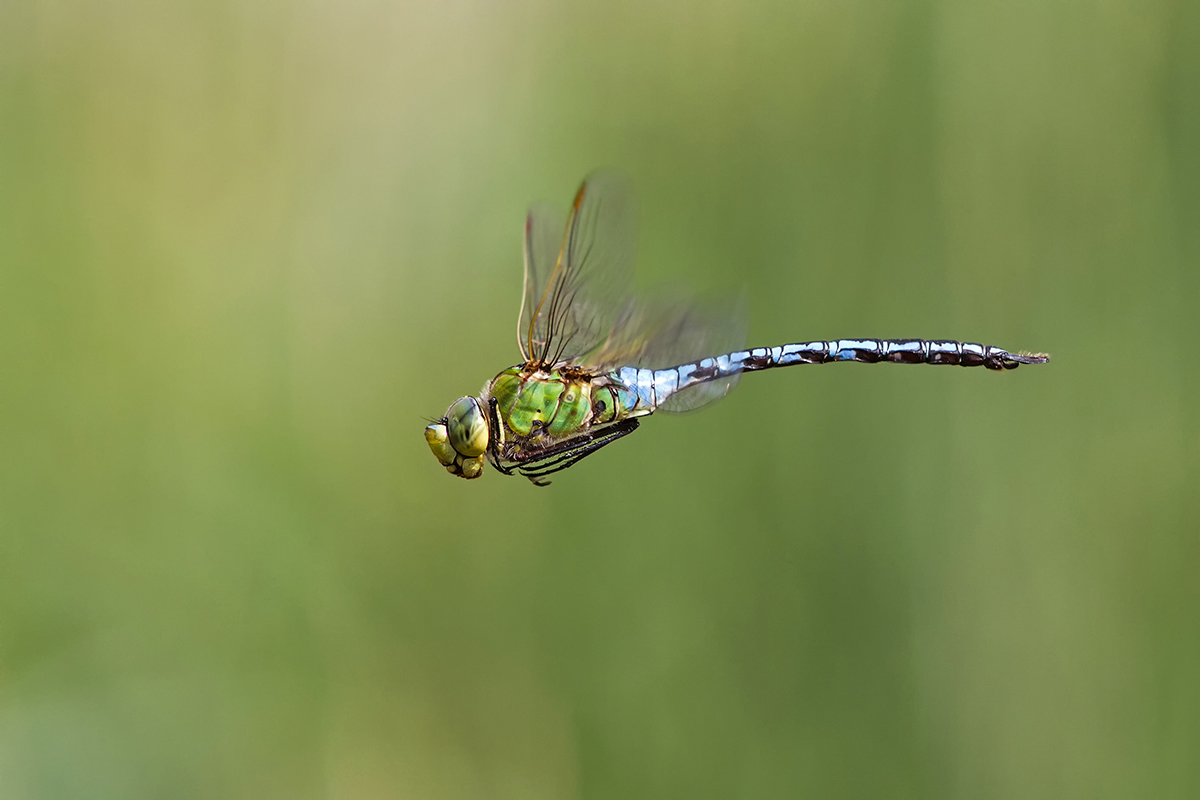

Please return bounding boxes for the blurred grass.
[1,0,1197,798]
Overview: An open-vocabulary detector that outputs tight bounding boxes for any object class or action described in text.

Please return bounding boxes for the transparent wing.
[518,171,637,366]
[517,173,746,413]
[653,295,747,413]
[593,293,748,413]
[517,202,566,361]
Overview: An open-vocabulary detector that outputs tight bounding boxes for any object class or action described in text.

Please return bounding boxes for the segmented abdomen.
[616,338,1048,410]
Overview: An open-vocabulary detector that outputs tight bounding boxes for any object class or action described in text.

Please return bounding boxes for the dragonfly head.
[425,396,489,479]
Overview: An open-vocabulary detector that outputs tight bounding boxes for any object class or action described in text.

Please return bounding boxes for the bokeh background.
[3,0,1197,797]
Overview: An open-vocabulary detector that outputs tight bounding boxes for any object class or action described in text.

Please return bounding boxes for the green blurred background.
[2,0,1197,797]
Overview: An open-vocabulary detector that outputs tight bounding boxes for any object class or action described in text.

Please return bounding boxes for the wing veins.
[527,183,587,366]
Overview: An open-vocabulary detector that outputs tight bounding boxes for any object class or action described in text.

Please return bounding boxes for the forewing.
[517,173,743,414]
[520,171,637,366]
[518,203,567,361]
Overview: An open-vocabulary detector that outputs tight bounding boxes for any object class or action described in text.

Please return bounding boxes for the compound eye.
[446,396,488,457]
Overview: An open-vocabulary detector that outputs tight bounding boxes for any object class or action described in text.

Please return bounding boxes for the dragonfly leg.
[520,435,634,485]
[514,418,641,486]
[486,397,518,476]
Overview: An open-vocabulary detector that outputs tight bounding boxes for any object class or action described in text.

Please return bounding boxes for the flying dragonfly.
[426,172,1048,485]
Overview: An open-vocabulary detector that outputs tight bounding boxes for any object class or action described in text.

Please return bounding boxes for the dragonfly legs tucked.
[486,393,641,486]
[487,397,641,485]
[487,397,517,476]
[516,418,641,486]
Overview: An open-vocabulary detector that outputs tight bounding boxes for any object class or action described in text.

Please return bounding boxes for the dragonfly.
[426,172,1048,486]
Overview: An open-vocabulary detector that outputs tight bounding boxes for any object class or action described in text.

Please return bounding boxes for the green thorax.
[487,365,643,440]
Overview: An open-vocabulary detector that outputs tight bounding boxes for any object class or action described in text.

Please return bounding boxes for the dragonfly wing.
[594,293,749,413]
[519,173,745,412]
[518,202,567,361]
[518,171,637,366]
